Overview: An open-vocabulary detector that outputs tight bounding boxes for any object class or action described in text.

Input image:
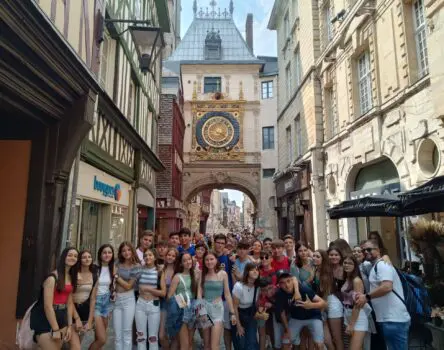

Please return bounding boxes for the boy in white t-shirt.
[355,240,410,350]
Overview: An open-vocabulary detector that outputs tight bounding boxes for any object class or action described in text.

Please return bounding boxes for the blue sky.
[223,189,245,208]
[180,0,277,56]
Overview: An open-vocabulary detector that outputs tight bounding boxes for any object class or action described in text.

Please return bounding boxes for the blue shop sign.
[93,176,122,201]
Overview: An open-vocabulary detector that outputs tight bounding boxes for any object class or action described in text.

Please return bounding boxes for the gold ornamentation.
[193,81,197,100]
[202,116,234,148]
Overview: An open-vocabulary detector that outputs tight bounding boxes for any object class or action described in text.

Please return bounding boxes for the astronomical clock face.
[195,111,240,151]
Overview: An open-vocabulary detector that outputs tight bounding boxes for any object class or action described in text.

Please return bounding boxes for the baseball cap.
[276,269,292,281]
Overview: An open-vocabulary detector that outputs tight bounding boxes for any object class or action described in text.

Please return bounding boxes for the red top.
[260,266,277,286]
[271,256,290,271]
[53,283,73,305]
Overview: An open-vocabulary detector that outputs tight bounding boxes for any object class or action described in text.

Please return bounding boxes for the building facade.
[0,0,103,344]
[156,77,186,239]
[268,0,325,248]
[268,0,444,260]
[318,0,444,264]
[65,0,170,254]
[165,1,278,233]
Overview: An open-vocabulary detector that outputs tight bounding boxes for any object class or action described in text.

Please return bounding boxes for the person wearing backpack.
[355,240,410,350]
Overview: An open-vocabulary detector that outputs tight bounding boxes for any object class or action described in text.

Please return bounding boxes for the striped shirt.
[138,267,158,287]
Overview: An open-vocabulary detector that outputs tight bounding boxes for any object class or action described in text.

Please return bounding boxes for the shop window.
[204,77,221,93]
[110,205,128,248]
[79,200,101,254]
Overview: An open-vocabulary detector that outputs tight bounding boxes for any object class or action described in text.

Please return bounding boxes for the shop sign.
[350,183,401,200]
[93,176,122,201]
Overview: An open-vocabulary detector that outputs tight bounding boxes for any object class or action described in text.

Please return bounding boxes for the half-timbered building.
[68,0,169,253]
[0,0,169,344]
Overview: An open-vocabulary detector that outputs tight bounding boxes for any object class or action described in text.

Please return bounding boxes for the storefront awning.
[328,196,402,219]
[399,175,444,215]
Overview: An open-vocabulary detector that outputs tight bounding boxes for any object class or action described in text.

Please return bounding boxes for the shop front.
[70,161,131,254]
[275,165,313,246]
[346,158,403,265]
[156,198,186,240]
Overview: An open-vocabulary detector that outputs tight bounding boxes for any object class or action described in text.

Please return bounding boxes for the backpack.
[16,302,38,350]
[374,261,432,324]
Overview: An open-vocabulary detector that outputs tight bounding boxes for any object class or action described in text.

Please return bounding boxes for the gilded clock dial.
[202,116,234,148]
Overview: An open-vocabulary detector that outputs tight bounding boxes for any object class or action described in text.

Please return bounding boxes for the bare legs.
[328,318,344,350]
[203,321,224,350]
[89,316,108,349]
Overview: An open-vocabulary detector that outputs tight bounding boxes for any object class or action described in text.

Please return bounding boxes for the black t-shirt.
[275,284,322,321]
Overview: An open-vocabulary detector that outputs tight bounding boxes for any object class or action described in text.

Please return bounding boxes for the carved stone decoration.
[212,171,230,184]
[193,81,197,100]
[239,81,244,100]
[410,119,429,141]
[224,74,231,94]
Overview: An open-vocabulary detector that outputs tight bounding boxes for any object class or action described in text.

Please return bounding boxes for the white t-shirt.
[136,248,145,266]
[97,267,111,296]
[232,282,259,309]
[369,260,410,323]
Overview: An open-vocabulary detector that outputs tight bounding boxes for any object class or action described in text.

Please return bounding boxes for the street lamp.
[105,19,163,75]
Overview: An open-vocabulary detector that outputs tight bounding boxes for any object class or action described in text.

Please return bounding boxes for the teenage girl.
[89,244,115,350]
[135,249,166,350]
[327,246,345,350]
[250,240,263,266]
[341,255,369,350]
[167,252,198,350]
[113,242,141,350]
[312,249,335,350]
[294,241,315,287]
[160,247,179,350]
[30,247,78,349]
[198,251,237,350]
[70,250,97,350]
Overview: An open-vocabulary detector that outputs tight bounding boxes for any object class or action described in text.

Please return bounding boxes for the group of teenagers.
[28,228,411,350]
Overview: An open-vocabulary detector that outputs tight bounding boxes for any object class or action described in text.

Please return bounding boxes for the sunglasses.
[261,255,269,260]
[363,248,375,253]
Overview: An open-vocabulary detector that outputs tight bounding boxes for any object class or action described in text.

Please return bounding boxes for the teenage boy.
[283,235,296,259]
[168,231,180,248]
[355,240,411,350]
[271,239,290,271]
[178,227,195,256]
[233,240,251,281]
[263,237,272,251]
[213,233,234,350]
[155,240,168,266]
[275,270,326,350]
[136,230,154,264]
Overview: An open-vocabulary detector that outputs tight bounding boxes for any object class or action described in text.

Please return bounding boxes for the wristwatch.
[365,293,371,301]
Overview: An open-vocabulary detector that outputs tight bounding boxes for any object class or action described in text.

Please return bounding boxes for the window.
[284,11,290,39]
[286,126,293,164]
[357,51,372,115]
[325,88,337,138]
[263,168,276,178]
[292,0,299,18]
[295,116,302,157]
[204,77,221,93]
[127,78,137,124]
[99,34,109,88]
[285,63,292,100]
[413,0,429,77]
[261,81,273,99]
[134,0,141,19]
[262,126,275,150]
[324,3,333,43]
[294,49,301,87]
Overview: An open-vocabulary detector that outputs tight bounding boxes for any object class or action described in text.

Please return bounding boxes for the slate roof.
[165,17,262,73]
[258,56,278,76]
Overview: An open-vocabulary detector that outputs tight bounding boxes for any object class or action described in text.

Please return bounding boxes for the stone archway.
[182,165,261,234]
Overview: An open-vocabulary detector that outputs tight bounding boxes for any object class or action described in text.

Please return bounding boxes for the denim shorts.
[95,292,112,317]
[289,318,324,345]
[205,299,224,323]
